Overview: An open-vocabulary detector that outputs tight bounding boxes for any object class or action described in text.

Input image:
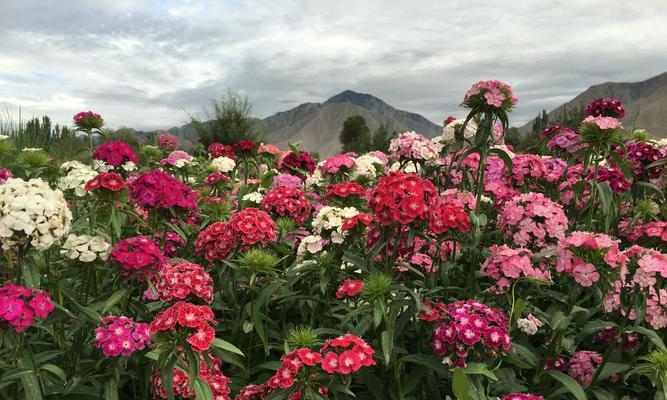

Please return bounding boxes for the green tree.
[191,91,262,146]
[370,123,396,153]
[553,104,584,130]
[340,115,371,153]
[531,109,549,136]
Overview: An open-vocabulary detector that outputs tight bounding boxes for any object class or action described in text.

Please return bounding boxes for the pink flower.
[582,115,621,130]
[572,262,599,287]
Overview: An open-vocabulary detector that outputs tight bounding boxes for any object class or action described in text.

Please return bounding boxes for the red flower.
[429,199,471,234]
[296,348,322,366]
[368,171,437,226]
[234,140,256,154]
[321,351,339,374]
[186,324,216,351]
[261,186,310,224]
[153,261,214,303]
[341,213,373,231]
[325,182,365,199]
[92,141,137,166]
[335,280,364,299]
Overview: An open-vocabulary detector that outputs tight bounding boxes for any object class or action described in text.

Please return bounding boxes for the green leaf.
[193,378,214,400]
[545,370,587,400]
[452,367,474,400]
[39,363,66,383]
[597,362,630,381]
[399,354,448,373]
[464,362,498,381]
[104,379,119,400]
[101,288,128,313]
[211,338,245,357]
[589,388,615,400]
[17,360,41,400]
[374,301,383,328]
[632,326,666,350]
[381,330,392,366]
[21,262,40,289]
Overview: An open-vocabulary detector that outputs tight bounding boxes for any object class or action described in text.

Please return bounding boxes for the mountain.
[255,90,440,155]
[519,71,667,137]
[148,90,440,156]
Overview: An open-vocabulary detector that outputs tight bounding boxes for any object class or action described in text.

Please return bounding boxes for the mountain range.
[519,71,667,137]
[149,71,667,155]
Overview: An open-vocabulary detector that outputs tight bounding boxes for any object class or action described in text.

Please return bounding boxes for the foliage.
[190,91,263,147]
[340,115,371,153]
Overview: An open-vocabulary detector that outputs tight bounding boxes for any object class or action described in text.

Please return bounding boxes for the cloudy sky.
[1,0,667,131]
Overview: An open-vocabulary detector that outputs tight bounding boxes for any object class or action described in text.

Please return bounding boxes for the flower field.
[1,82,667,400]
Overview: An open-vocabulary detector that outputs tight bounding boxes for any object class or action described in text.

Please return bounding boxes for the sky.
[1,0,667,131]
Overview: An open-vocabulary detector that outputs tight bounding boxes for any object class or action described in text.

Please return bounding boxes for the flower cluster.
[431,300,511,367]
[150,355,231,400]
[621,140,665,180]
[323,153,355,175]
[429,300,510,367]
[58,161,98,197]
[604,246,667,329]
[593,166,631,193]
[0,168,12,184]
[516,314,543,335]
[234,139,256,155]
[94,316,150,357]
[428,198,471,235]
[108,236,166,281]
[481,245,549,293]
[368,171,437,226]
[389,131,439,162]
[567,350,602,387]
[129,170,198,212]
[618,219,667,245]
[497,192,568,248]
[227,207,278,246]
[279,151,316,178]
[208,143,234,159]
[261,186,310,224]
[336,280,364,299]
[158,133,178,151]
[463,80,517,110]
[0,178,72,250]
[155,231,186,257]
[152,261,214,303]
[210,156,236,173]
[73,111,103,129]
[325,182,365,201]
[440,118,478,144]
[311,206,360,243]
[0,283,54,332]
[92,141,138,167]
[195,222,235,262]
[61,233,110,262]
[596,327,639,349]
[321,334,376,374]
[501,395,544,400]
[546,128,583,155]
[84,172,126,192]
[584,97,625,118]
[349,153,384,181]
[555,231,626,287]
[161,150,194,168]
[149,302,217,351]
[273,173,304,188]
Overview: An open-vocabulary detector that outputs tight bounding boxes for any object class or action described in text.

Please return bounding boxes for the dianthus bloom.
[516,314,543,335]
[619,140,665,180]
[109,236,166,281]
[546,128,583,155]
[149,301,218,351]
[584,97,625,118]
[325,182,365,201]
[158,133,178,150]
[273,173,304,188]
[265,348,324,392]
[258,143,281,156]
[160,150,193,168]
[208,143,234,159]
[234,139,256,154]
[320,333,376,374]
[567,350,602,387]
[323,153,356,175]
[154,231,186,257]
[84,172,126,192]
[94,316,150,357]
[501,394,544,400]
[92,141,138,167]
[555,231,626,288]
[261,186,310,224]
[153,261,214,303]
[227,207,278,246]
[389,131,439,162]
[61,233,110,262]
[129,170,198,211]
[73,111,103,129]
[592,166,630,193]
[429,299,511,368]
[205,171,230,187]
[336,280,364,299]
[0,283,54,332]
[0,168,13,184]
[604,245,667,329]
[368,171,437,226]
[150,354,231,400]
[497,192,568,248]
[596,326,640,350]
[428,198,471,235]
[462,80,517,111]
[195,222,236,262]
[481,245,549,293]
[278,151,316,178]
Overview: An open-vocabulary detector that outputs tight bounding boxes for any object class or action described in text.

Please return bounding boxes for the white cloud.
[1,0,666,131]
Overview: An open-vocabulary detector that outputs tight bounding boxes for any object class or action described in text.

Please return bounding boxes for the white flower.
[58,161,98,197]
[389,162,420,174]
[121,161,136,172]
[61,234,110,262]
[296,235,323,259]
[350,154,384,180]
[22,147,42,152]
[0,178,72,250]
[0,134,10,140]
[441,119,478,143]
[517,314,542,335]
[242,191,264,203]
[311,206,359,243]
[210,156,236,173]
[304,168,323,190]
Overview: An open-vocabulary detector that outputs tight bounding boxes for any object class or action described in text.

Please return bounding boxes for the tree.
[370,123,396,153]
[191,91,262,146]
[340,115,371,153]
[531,110,549,136]
[553,104,584,130]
